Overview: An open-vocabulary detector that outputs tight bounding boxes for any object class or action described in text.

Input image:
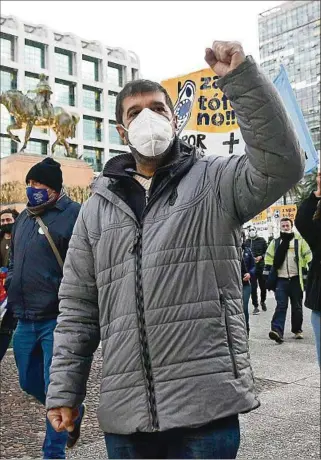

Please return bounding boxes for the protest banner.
[161,69,245,156]
[162,65,319,173]
[269,204,297,221]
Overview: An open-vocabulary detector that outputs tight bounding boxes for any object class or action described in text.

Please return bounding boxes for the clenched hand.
[205,41,246,78]
[47,407,79,432]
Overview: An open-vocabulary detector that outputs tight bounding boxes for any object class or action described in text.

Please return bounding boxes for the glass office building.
[259,0,320,157]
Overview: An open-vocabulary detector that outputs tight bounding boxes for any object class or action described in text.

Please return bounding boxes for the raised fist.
[205,41,246,78]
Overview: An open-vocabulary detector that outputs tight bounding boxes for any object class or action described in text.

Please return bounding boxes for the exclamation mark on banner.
[225,111,236,126]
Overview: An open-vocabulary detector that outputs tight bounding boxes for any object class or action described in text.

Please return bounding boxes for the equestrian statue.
[0,74,79,157]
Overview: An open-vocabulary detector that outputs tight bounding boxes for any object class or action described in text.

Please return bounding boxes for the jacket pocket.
[220,294,240,379]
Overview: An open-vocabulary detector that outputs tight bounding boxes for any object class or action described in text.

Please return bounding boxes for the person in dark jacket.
[241,232,256,335]
[245,226,268,314]
[5,158,85,459]
[0,208,19,362]
[295,171,321,366]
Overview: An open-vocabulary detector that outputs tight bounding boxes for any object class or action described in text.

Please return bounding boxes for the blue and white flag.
[273,65,319,174]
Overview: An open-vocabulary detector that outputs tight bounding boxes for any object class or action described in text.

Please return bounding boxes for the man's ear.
[172,114,178,132]
[117,125,128,145]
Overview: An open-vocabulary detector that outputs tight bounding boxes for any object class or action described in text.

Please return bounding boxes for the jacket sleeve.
[300,237,312,267]
[46,204,100,410]
[295,193,320,250]
[207,56,305,225]
[248,250,256,277]
[263,240,275,277]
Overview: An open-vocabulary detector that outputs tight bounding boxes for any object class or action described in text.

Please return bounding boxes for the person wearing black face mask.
[0,208,19,363]
[0,209,18,269]
[264,218,312,344]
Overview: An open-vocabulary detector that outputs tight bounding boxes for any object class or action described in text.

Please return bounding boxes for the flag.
[273,65,319,174]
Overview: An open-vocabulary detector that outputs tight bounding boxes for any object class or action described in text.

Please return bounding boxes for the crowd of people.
[0,40,320,460]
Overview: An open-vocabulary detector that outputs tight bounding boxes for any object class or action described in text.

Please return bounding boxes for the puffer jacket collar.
[92,139,203,222]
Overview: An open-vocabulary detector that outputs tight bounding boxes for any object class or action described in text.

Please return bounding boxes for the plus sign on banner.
[161,68,245,157]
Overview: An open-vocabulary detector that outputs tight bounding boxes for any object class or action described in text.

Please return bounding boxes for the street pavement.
[0,292,320,459]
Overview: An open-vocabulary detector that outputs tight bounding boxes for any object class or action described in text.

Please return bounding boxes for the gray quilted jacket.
[46,57,304,434]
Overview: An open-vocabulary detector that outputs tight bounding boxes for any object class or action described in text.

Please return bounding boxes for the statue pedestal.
[0,154,94,212]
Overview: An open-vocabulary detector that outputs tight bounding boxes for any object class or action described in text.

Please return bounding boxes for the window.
[25,39,46,69]
[108,91,118,120]
[109,121,123,145]
[131,68,139,81]
[0,108,13,131]
[55,48,73,75]
[0,33,15,61]
[54,144,78,158]
[83,116,103,142]
[108,63,124,87]
[82,56,99,81]
[83,86,102,111]
[0,134,17,158]
[24,72,40,94]
[55,79,76,106]
[24,139,48,155]
[0,67,17,92]
[109,149,127,157]
[83,146,103,172]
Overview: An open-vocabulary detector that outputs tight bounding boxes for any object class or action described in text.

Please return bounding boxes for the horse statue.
[0,74,80,157]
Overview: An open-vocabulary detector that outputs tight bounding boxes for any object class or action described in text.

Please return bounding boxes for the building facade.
[259,0,320,160]
[0,14,140,172]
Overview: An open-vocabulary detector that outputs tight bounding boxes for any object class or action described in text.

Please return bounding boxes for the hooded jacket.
[46,56,304,434]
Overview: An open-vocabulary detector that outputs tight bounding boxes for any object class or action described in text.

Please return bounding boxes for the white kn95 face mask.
[123,108,174,157]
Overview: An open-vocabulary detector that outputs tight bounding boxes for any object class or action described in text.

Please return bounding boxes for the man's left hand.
[243,273,251,282]
[204,41,246,78]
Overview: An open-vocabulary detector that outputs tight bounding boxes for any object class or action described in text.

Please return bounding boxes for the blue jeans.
[311,311,321,367]
[105,415,240,459]
[271,277,303,337]
[242,283,251,334]
[13,319,68,459]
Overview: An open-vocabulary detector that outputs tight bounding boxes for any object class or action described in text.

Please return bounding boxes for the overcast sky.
[2,0,285,81]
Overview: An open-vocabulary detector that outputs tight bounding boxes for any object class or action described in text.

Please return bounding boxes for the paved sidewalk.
[0,294,319,459]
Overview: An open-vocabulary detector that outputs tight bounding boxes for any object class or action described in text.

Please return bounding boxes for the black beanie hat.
[26,158,63,192]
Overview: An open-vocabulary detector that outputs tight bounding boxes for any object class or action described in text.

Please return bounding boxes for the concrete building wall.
[0,14,141,172]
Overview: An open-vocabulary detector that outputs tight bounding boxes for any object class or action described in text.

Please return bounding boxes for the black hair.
[115,79,174,125]
[280,217,293,227]
[0,208,19,220]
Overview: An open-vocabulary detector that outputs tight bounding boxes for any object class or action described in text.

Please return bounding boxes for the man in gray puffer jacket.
[46,41,304,459]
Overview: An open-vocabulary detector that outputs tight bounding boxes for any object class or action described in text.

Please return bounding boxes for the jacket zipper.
[145,189,149,206]
[130,224,160,431]
[220,294,240,379]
